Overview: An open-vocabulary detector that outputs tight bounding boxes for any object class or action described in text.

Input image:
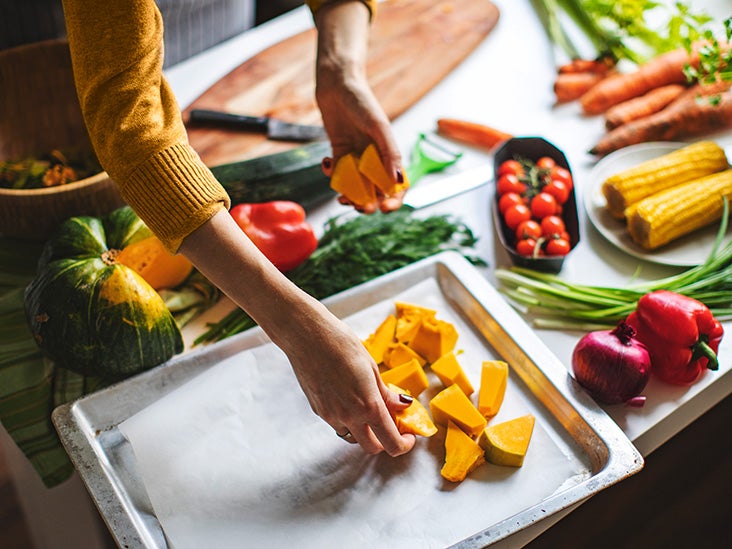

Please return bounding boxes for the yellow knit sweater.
[61,0,376,252]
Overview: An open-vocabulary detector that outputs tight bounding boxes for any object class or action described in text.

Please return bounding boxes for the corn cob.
[602,141,729,219]
[626,169,732,250]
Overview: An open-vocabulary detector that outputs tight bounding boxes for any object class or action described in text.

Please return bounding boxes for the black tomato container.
[492,137,580,273]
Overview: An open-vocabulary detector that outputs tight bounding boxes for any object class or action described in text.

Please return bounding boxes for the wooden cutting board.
[183,0,500,166]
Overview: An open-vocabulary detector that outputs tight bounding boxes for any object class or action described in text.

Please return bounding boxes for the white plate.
[584,142,728,267]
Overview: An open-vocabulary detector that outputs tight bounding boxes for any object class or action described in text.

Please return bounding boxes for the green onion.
[496,202,732,330]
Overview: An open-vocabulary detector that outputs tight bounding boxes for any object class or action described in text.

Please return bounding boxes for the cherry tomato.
[549,166,573,190]
[536,156,556,170]
[545,237,571,256]
[540,215,566,238]
[503,203,531,230]
[515,219,542,241]
[498,192,525,215]
[498,159,524,177]
[543,179,570,204]
[516,237,539,257]
[530,192,558,219]
[496,173,527,196]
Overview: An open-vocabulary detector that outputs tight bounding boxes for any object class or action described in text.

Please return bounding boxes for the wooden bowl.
[0,39,125,240]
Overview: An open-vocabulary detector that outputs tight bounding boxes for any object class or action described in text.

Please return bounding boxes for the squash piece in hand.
[116,235,193,290]
[387,383,437,437]
[478,360,508,417]
[430,384,486,437]
[441,420,486,482]
[409,317,458,363]
[358,143,410,196]
[478,414,535,467]
[330,153,377,208]
[363,314,397,364]
[381,358,429,397]
[431,351,474,396]
[384,342,427,369]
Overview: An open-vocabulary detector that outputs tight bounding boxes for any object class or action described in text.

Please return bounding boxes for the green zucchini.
[209,141,335,210]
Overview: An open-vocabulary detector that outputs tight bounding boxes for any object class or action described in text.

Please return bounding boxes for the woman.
[61,0,415,456]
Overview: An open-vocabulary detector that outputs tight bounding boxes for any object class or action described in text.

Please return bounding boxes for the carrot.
[589,89,732,156]
[604,84,686,130]
[554,71,607,104]
[436,118,512,150]
[580,46,699,115]
[558,57,614,75]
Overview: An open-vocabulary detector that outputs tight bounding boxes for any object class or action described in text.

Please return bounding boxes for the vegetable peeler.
[405,133,463,185]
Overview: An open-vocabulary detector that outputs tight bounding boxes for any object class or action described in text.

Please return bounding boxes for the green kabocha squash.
[24,206,183,381]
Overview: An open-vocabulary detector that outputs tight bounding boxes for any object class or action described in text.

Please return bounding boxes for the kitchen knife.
[403,164,493,210]
[188,109,328,142]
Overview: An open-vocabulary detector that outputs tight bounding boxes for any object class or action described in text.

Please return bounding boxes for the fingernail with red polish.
[396,169,404,183]
[399,393,413,404]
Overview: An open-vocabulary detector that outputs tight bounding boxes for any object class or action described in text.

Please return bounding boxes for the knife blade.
[403,164,493,210]
[187,109,328,142]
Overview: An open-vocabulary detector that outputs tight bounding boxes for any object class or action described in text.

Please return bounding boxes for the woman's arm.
[61,0,415,456]
[311,0,406,212]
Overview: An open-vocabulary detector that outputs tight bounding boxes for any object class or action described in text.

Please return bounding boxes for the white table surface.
[163,2,732,545]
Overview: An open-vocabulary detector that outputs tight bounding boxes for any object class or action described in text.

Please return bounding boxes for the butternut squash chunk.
[381,358,429,397]
[477,360,508,417]
[330,153,376,207]
[478,414,535,467]
[394,302,435,343]
[430,383,487,437]
[441,420,486,482]
[408,317,458,364]
[363,314,397,364]
[386,383,438,437]
[358,143,411,196]
[384,342,427,369]
[431,351,474,396]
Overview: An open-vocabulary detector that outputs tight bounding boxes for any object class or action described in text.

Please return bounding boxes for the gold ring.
[336,430,356,443]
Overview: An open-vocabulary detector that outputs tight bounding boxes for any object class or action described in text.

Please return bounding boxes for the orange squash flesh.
[409,317,458,364]
[441,420,486,482]
[363,314,397,364]
[430,383,487,437]
[478,414,535,467]
[431,351,474,396]
[478,360,508,417]
[358,143,400,196]
[384,342,426,369]
[386,383,438,437]
[116,236,194,290]
[330,153,376,207]
[381,358,430,397]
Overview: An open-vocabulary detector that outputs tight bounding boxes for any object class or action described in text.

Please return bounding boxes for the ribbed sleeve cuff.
[121,143,231,252]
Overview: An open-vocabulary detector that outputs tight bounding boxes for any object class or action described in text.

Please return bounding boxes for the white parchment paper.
[119,279,584,548]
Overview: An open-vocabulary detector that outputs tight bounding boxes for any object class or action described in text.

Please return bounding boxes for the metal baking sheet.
[53,251,643,548]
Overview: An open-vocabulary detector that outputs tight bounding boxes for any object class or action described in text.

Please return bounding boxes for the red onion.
[571,321,651,405]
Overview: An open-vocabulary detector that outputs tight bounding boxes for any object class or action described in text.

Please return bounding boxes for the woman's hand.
[180,210,416,456]
[313,0,405,213]
[279,299,417,455]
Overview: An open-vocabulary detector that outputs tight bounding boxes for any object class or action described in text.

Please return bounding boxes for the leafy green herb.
[195,208,485,344]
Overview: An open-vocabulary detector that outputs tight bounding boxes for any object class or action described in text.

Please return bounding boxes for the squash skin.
[24,207,183,381]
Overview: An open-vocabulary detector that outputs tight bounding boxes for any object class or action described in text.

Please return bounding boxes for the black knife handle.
[188,109,268,131]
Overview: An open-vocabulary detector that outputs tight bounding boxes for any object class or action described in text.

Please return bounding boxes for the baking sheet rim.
[52,251,643,548]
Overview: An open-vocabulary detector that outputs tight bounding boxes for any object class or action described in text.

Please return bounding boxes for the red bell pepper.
[230,201,318,272]
[625,290,723,386]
